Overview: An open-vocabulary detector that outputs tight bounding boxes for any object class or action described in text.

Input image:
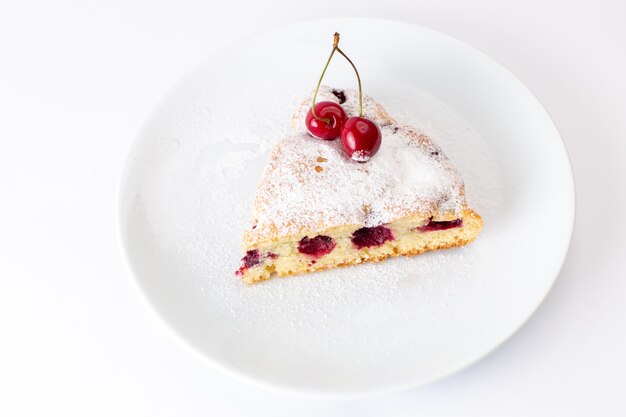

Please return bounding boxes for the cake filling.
[351,226,394,249]
[236,250,277,276]
[331,89,347,104]
[417,218,463,232]
[298,235,336,258]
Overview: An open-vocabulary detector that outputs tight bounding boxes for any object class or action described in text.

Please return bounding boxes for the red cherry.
[340,116,382,162]
[305,101,347,140]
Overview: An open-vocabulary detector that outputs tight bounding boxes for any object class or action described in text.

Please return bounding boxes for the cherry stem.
[311,32,364,122]
[334,47,363,117]
[311,35,338,124]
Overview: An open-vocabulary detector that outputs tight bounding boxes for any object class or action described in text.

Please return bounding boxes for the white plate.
[118,18,574,399]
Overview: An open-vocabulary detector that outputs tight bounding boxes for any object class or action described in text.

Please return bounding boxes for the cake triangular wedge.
[237,86,482,284]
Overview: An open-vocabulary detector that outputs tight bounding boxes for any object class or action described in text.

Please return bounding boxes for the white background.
[1,0,625,416]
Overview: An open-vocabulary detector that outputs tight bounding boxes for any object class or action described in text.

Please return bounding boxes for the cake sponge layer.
[239,209,482,284]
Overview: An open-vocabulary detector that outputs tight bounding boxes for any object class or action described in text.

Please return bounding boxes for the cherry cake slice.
[237,87,483,284]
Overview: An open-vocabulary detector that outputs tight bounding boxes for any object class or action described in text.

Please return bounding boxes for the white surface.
[0,0,624,415]
[118,19,573,398]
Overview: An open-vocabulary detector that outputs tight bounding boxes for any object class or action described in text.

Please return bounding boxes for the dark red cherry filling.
[351,226,394,249]
[236,250,277,276]
[298,235,336,258]
[242,250,260,268]
[417,218,463,232]
[332,89,347,104]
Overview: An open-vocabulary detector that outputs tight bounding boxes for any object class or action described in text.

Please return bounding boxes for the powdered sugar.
[350,150,370,162]
[246,87,467,244]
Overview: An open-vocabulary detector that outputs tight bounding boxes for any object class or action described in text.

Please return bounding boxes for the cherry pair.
[306,102,381,162]
[304,33,382,163]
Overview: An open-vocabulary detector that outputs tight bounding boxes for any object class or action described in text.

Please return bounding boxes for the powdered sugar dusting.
[351,150,370,162]
[246,87,467,244]
[249,126,465,243]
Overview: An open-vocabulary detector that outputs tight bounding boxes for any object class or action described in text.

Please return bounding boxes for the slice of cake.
[236,86,483,284]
